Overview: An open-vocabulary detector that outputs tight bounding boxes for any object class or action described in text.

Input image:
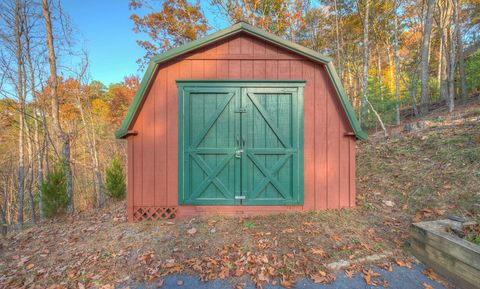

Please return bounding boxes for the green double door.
[178,82,304,205]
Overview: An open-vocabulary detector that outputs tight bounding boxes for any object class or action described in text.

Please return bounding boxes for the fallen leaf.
[415,208,434,221]
[156,278,164,288]
[363,269,382,285]
[282,228,295,234]
[423,268,449,287]
[311,271,327,283]
[139,251,154,264]
[176,280,184,286]
[280,278,294,288]
[311,248,327,257]
[423,283,434,289]
[234,283,246,289]
[331,235,342,242]
[383,263,393,272]
[395,259,412,268]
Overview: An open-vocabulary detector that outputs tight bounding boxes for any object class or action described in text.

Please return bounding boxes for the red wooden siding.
[128,33,357,217]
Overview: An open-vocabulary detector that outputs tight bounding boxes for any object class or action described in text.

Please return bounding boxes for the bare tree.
[14,0,26,226]
[420,0,437,115]
[360,0,370,124]
[74,53,106,208]
[447,0,458,112]
[436,0,452,102]
[333,0,344,80]
[393,0,401,125]
[455,2,467,101]
[22,0,46,219]
[41,0,74,212]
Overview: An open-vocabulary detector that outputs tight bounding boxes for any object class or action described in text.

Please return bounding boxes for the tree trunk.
[24,114,36,224]
[366,98,388,138]
[75,90,105,208]
[456,5,467,101]
[41,0,74,212]
[447,0,458,112]
[15,0,25,227]
[24,15,45,219]
[420,0,436,115]
[0,183,7,236]
[438,0,451,102]
[437,25,443,94]
[360,0,370,125]
[409,73,419,117]
[393,0,401,125]
[333,0,343,80]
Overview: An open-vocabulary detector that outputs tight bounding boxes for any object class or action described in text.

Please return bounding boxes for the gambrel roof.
[116,22,367,140]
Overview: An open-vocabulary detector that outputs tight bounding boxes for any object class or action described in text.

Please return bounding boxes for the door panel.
[179,83,303,206]
[241,88,302,205]
[181,87,240,205]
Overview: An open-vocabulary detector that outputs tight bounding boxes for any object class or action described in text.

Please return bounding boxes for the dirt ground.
[1,102,479,289]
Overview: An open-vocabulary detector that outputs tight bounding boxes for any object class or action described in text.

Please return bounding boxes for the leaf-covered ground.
[1,102,479,289]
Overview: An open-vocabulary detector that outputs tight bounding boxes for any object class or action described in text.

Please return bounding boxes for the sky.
[62,0,229,86]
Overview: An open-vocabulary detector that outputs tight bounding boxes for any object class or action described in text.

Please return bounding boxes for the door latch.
[235,195,246,200]
[235,149,244,158]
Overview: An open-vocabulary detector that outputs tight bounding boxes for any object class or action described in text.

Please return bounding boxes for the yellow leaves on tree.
[106,76,139,126]
[212,0,307,38]
[129,0,208,67]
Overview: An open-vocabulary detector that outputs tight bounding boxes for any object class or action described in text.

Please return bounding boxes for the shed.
[116,22,367,221]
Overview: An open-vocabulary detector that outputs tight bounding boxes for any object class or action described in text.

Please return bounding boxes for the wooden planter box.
[411,219,480,289]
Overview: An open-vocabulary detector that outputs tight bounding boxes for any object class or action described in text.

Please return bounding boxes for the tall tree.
[447,0,459,112]
[393,0,401,125]
[456,1,467,101]
[361,0,370,123]
[420,0,437,115]
[129,0,208,67]
[333,0,344,79]
[211,0,308,40]
[23,0,46,219]
[436,0,452,101]
[41,0,74,212]
[14,0,26,226]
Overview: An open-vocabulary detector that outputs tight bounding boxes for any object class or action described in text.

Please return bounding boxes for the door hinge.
[235,195,246,200]
[235,108,247,113]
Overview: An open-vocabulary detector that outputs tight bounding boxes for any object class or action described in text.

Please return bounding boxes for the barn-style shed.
[116,22,367,222]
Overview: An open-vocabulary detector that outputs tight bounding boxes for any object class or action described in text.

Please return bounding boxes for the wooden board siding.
[127,33,357,217]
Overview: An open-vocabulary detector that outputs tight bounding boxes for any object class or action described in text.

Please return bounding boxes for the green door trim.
[178,81,304,206]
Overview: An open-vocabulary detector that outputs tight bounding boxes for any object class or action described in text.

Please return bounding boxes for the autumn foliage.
[106,76,139,126]
[129,0,208,66]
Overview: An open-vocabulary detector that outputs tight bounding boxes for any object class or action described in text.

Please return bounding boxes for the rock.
[383,200,395,207]
[326,260,350,271]
[187,227,197,236]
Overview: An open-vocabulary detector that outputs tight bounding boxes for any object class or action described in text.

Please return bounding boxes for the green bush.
[41,160,69,218]
[465,49,480,94]
[105,155,126,200]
